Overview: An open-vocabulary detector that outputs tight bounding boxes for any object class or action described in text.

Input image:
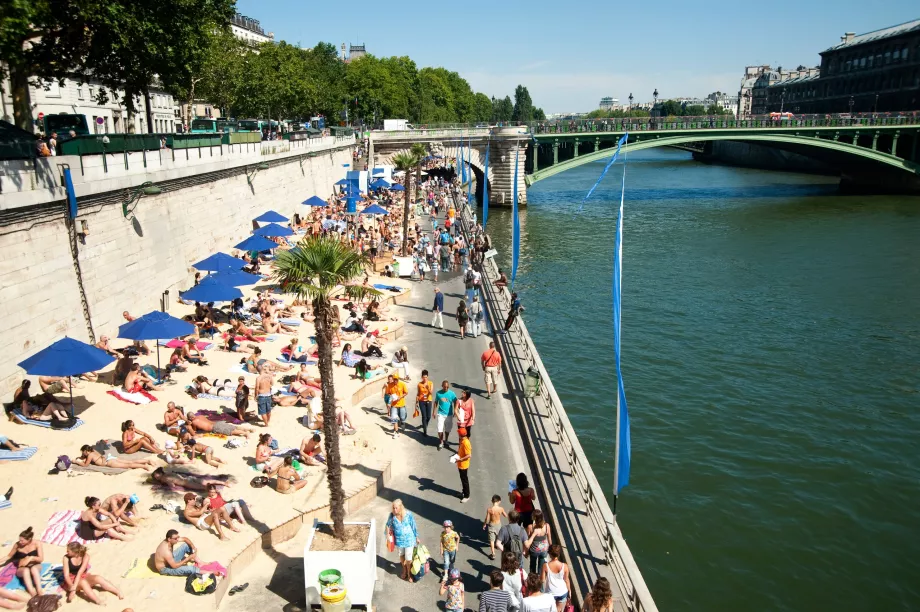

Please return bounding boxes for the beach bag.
[50,417,77,430]
[411,544,430,581]
[185,573,216,595]
[27,595,60,612]
[250,476,269,488]
[54,455,71,472]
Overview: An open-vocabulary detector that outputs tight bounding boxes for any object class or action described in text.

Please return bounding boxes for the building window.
[45,81,61,97]
[893,49,900,61]
[868,55,874,68]
[860,57,866,68]
[89,86,95,100]
[884,51,891,64]
[77,86,84,100]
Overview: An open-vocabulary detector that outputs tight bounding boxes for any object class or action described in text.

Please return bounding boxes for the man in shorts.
[481,342,502,399]
[434,380,457,451]
[255,366,273,426]
[383,374,408,439]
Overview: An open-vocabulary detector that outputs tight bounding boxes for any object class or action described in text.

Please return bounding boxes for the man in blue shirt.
[431,287,444,329]
[434,380,457,450]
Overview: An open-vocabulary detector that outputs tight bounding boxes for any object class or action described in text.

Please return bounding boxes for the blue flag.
[459,141,466,184]
[466,135,473,206]
[578,133,628,215]
[482,142,490,230]
[511,147,520,288]
[612,146,631,496]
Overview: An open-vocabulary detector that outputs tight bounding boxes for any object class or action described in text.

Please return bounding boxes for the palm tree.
[410,142,428,202]
[392,151,421,256]
[273,236,378,539]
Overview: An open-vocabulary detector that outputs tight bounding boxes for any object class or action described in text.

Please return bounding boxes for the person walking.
[481,342,502,399]
[500,550,527,611]
[432,287,445,329]
[385,499,419,583]
[384,374,408,438]
[524,509,551,575]
[456,427,472,503]
[541,544,571,612]
[456,390,476,438]
[416,369,434,437]
[435,380,458,450]
[510,473,537,529]
[469,296,483,338]
[457,300,470,340]
[480,569,512,612]
[581,577,614,612]
[440,520,460,580]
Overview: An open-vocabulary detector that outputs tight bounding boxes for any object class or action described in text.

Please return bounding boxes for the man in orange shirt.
[456,428,472,503]
[416,369,434,437]
[384,374,409,439]
[481,342,502,399]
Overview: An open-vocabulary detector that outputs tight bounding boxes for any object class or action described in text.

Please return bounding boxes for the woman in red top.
[456,390,476,438]
[509,472,537,529]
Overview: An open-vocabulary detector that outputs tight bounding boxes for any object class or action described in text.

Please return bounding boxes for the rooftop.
[823,18,920,52]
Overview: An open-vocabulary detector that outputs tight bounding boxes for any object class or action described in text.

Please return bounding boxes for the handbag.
[386,516,396,552]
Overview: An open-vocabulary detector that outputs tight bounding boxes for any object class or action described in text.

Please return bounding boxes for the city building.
[230,13,274,46]
[760,18,920,114]
[599,97,618,110]
[0,72,180,134]
[346,44,368,63]
[739,65,771,117]
[706,91,739,115]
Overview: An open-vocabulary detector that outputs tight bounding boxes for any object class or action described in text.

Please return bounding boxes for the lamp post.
[874,93,879,116]
[653,88,658,109]
[849,95,855,119]
[628,92,634,117]
[780,89,786,114]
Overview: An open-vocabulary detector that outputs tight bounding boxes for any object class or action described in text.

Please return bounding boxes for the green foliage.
[273,236,369,297]
[533,107,547,121]
[492,96,514,122]
[512,85,534,122]
[473,93,493,123]
[585,108,651,118]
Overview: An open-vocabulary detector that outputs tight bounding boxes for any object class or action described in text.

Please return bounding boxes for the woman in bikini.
[0,527,44,596]
[244,348,292,374]
[261,313,295,335]
[182,493,232,541]
[229,318,263,342]
[188,376,234,399]
[78,497,133,542]
[12,380,68,422]
[284,338,315,363]
[121,420,164,454]
[74,445,159,472]
[62,542,124,604]
[274,456,309,495]
[254,434,282,474]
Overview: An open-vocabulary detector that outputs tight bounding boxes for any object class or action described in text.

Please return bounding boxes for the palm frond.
[410,143,427,159]
[392,151,420,173]
[343,284,384,301]
[273,236,370,301]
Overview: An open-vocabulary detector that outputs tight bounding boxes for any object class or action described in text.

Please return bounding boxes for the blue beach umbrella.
[193,252,246,272]
[372,168,385,175]
[18,337,116,416]
[180,277,243,303]
[207,268,263,287]
[334,179,348,186]
[370,179,392,190]
[254,223,294,238]
[360,204,389,215]
[235,235,278,252]
[302,196,327,207]
[254,210,289,223]
[118,311,196,373]
[390,184,405,192]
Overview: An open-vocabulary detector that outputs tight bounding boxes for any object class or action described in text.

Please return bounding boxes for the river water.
[483,148,920,611]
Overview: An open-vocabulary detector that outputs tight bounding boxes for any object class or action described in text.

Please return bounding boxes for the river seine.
[484,148,920,611]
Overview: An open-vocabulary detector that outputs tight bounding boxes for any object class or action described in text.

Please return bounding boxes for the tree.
[533,107,547,121]
[418,68,454,124]
[492,96,513,123]
[392,151,421,255]
[178,29,245,126]
[512,85,534,123]
[410,143,427,202]
[659,99,684,117]
[273,237,374,540]
[683,104,706,117]
[473,93,492,123]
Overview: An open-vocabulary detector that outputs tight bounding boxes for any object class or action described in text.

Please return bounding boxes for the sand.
[0,258,412,611]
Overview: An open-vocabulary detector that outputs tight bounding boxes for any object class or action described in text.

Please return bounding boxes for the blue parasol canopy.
[18,337,116,416]
[254,223,294,237]
[369,179,392,190]
[334,178,348,186]
[235,235,278,252]
[206,268,263,287]
[302,196,327,207]
[180,277,243,302]
[390,184,405,192]
[118,311,195,341]
[360,204,389,215]
[253,210,289,223]
[192,252,246,272]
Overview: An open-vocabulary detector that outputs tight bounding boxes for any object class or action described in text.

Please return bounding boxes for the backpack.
[27,595,61,612]
[508,525,524,562]
[184,573,216,595]
[250,476,269,488]
[55,455,71,472]
[50,417,77,430]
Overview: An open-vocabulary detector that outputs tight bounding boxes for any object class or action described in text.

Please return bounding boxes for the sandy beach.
[1,253,412,611]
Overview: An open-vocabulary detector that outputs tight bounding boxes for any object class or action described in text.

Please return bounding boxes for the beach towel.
[186,388,234,401]
[195,409,243,425]
[40,510,107,546]
[0,563,62,592]
[197,561,227,576]
[11,410,84,431]
[107,388,157,405]
[277,354,317,365]
[0,499,10,511]
[71,463,128,475]
[0,446,38,461]
[222,332,266,343]
[229,364,256,376]
[373,283,403,292]
[123,557,163,579]
[158,339,213,350]
[278,318,302,326]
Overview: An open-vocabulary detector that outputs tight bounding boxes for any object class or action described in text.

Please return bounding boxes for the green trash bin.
[525,366,541,398]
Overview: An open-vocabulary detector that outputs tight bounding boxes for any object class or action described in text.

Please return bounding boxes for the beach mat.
[40,510,108,546]
[0,562,62,592]
[123,556,163,579]
[11,410,84,431]
[373,283,404,292]
[277,354,317,365]
[107,388,157,404]
[278,318,302,326]
[158,339,213,350]
[0,499,10,511]
[0,446,38,461]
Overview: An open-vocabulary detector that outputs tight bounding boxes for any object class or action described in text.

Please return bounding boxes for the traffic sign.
[96,116,104,125]
[37,112,45,120]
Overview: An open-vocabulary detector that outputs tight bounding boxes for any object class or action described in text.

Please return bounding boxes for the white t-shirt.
[502,570,526,610]
[522,593,556,612]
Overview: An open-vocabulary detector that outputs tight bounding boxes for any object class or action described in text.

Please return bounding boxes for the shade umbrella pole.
[69,375,74,418]
[156,340,161,380]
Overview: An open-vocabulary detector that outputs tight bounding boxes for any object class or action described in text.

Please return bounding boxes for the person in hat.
[440,520,460,580]
[439,568,465,612]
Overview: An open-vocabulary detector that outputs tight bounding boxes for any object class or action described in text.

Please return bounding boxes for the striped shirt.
[479,589,511,612]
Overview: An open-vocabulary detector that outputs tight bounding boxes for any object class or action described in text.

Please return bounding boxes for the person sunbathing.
[355,359,386,380]
[274,456,309,495]
[178,431,225,468]
[0,526,44,597]
[121,420,164,454]
[299,308,316,323]
[78,497,133,542]
[295,363,322,388]
[186,411,253,438]
[223,334,256,355]
[181,339,209,366]
[273,381,318,407]
[361,333,384,358]
[182,493,232,541]
[306,401,356,435]
[150,467,233,492]
[229,318,263,342]
[163,440,192,466]
[74,445,159,472]
[187,376,234,399]
[204,483,246,527]
[124,364,158,393]
[243,347,292,374]
[0,587,30,608]
[163,402,186,436]
[12,380,68,421]
[62,542,124,604]
[113,354,134,386]
[95,335,119,357]
[39,376,74,395]
[101,494,142,528]
[261,313,295,335]
[254,434,282,473]
[0,434,26,451]
[284,338,315,363]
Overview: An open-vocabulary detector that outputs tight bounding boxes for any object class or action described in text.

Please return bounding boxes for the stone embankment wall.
[0,144,354,396]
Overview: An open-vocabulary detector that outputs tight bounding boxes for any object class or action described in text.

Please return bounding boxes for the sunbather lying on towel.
[185,411,253,438]
[124,364,159,393]
[181,339,209,366]
[0,434,26,451]
[178,432,226,468]
[74,445,160,472]
[243,348,292,374]
[261,313,295,335]
[12,380,68,421]
[187,377,234,399]
[229,318,263,342]
[283,338,317,363]
[223,335,257,355]
[151,468,233,492]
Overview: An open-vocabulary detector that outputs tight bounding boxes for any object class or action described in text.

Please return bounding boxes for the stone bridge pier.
[368,126,530,207]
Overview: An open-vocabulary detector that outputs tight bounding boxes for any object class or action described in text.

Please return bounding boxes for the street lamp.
[780,90,786,113]
[874,93,879,115]
[653,88,658,107]
[849,95,855,117]
[628,92,634,116]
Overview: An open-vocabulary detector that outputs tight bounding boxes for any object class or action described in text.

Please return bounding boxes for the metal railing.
[450,191,657,612]
[369,127,492,140]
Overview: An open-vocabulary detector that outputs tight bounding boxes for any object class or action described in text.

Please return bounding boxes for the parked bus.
[216,118,238,133]
[190,118,218,133]
[237,119,266,132]
[42,113,90,140]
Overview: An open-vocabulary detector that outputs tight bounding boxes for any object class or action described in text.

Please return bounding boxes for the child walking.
[440,568,464,612]
[440,519,460,579]
[483,495,508,560]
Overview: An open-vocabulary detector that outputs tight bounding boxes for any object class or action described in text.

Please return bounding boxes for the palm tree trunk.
[401,175,411,256]
[314,296,346,538]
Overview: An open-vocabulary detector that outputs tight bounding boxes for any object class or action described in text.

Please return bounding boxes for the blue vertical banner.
[63,168,78,219]
[459,141,466,184]
[466,135,473,206]
[482,142,490,230]
[612,147,631,497]
[346,196,357,214]
[511,147,520,287]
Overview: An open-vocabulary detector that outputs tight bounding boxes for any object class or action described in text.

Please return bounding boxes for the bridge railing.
[529,112,920,134]
[369,127,492,140]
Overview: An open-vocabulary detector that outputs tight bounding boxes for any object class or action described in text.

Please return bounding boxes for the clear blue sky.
[235,0,918,114]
